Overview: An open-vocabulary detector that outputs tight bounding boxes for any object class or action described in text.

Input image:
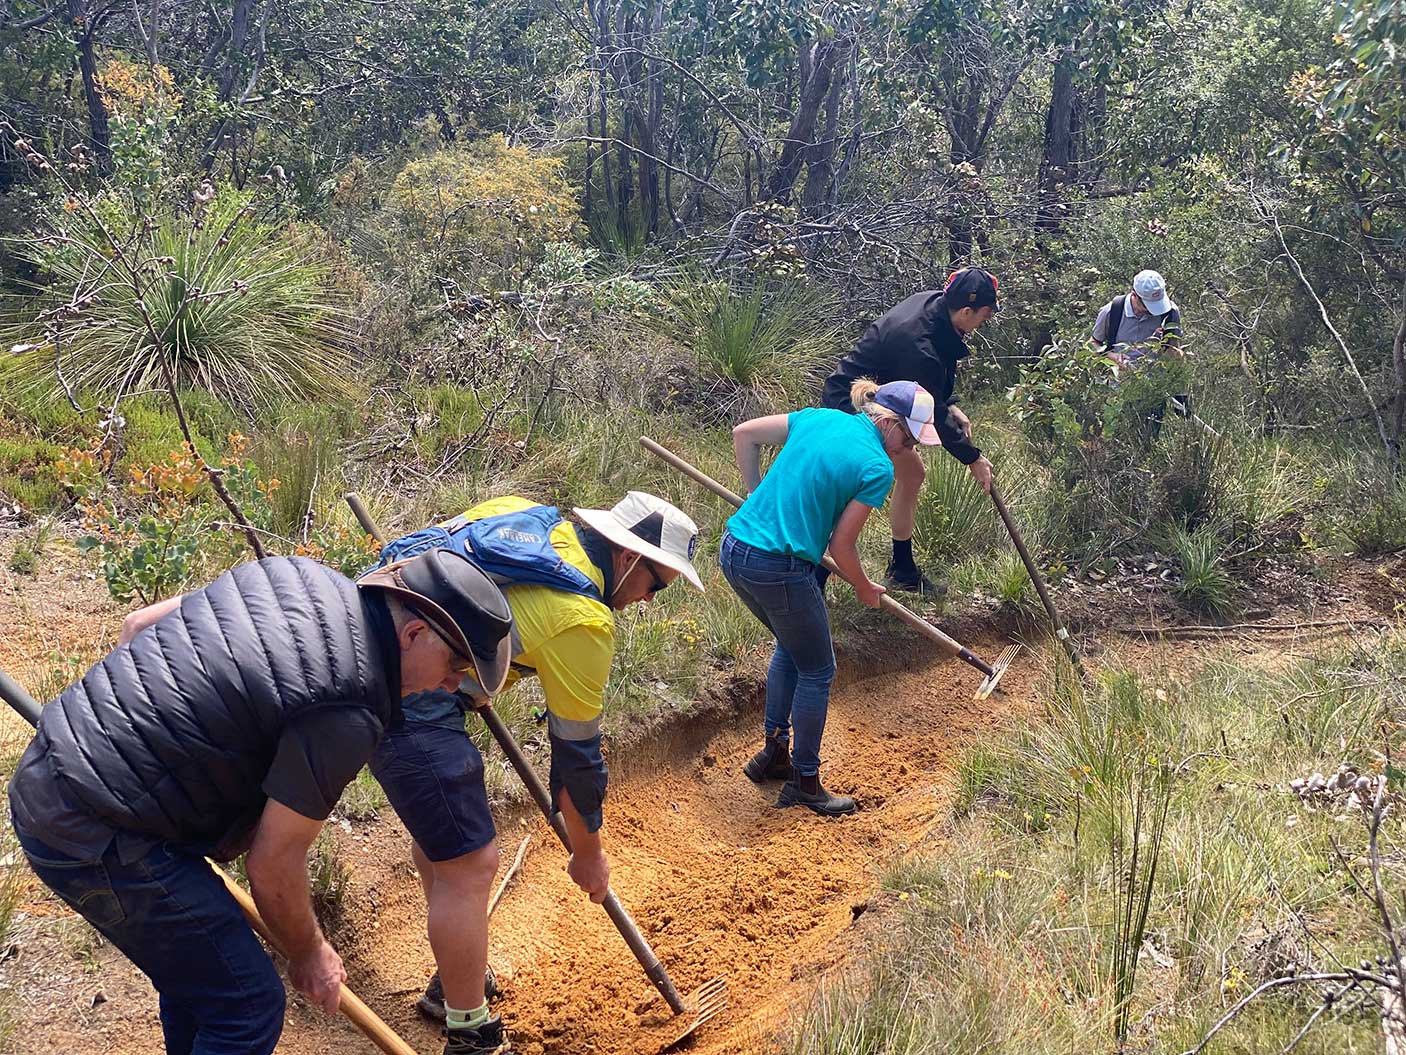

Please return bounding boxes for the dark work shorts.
[370,721,496,862]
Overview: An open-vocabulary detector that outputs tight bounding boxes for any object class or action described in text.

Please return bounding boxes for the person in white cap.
[366,492,703,1055]
[1091,269,1183,368]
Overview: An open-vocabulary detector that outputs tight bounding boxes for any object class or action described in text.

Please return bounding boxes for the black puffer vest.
[22,556,394,855]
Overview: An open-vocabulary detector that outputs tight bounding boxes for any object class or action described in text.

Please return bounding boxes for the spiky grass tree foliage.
[636,274,839,424]
[4,189,352,412]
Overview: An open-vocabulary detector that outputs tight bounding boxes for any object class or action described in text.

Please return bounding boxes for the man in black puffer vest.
[8,550,512,1055]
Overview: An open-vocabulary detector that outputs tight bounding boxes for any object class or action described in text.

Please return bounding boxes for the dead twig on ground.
[487,835,531,919]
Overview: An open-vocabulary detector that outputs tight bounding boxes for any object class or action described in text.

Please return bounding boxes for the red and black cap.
[943,267,1001,312]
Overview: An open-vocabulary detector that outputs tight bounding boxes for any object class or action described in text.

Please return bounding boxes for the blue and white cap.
[573,491,704,592]
[1133,270,1174,316]
[874,380,943,446]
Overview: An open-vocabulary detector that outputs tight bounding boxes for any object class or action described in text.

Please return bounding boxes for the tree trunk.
[1037,51,1077,231]
[766,34,847,204]
[801,43,849,215]
[68,0,112,175]
[1392,275,1406,456]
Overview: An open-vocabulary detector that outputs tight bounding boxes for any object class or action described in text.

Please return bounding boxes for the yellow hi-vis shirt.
[460,497,614,740]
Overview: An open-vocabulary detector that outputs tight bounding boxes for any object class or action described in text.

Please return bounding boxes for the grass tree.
[3,134,352,557]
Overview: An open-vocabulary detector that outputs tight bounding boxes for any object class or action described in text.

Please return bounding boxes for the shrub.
[8,519,53,574]
[387,138,581,286]
[636,275,839,425]
[913,452,1000,564]
[1166,522,1236,617]
[1342,473,1406,556]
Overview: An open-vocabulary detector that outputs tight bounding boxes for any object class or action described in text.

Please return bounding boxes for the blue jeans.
[13,822,284,1055]
[719,531,837,776]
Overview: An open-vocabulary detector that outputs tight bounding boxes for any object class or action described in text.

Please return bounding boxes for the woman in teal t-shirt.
[721,379,943,816]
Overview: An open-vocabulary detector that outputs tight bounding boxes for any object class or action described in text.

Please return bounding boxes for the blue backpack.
[377,504,604,602]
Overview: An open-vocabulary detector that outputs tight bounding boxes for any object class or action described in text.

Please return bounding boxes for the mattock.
[344,493,728,1038]
[638,438,1021,700]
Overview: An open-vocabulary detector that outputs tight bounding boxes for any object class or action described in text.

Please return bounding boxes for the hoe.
[639,437,1019,700]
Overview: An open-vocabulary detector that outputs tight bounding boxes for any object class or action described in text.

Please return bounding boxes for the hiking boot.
[418,968,500,1022]
[777,771,858,817]
[883,564,946,598]
[743,733,792,783]
[443,1015,510,1055]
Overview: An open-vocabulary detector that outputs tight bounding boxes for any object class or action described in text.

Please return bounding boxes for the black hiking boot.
[418,968,500,1022]
[443,1014,511,1055]
[776,771,858,817]
[883,563,946,598]
[743,733,792,783]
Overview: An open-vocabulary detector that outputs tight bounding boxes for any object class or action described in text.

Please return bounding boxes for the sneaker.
[443,1014,511,1055]
[883,564,946,598]
[776,772,858,817]
[742,734,792,783]
[418,968,499,1022]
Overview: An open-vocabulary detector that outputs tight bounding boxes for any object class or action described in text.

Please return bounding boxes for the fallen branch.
[1121,618,1386,635]
[487,835,531,918]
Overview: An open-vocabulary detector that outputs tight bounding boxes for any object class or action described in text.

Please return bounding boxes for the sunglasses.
[886,418,919,448]
[626,554,672,595]
[407,605,476,675]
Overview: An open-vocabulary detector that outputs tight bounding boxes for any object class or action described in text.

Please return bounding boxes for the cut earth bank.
[0,534,1396,1055]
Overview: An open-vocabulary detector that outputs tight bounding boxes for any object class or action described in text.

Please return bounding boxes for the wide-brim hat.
[573,491,705,592]
[359,549,514,695]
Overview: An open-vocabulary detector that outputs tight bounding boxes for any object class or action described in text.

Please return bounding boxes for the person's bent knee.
[894,447,926,486]
[434,840,500,895]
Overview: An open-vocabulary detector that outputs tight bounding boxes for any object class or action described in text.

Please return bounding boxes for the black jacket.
[820,289,981,464]
[9,557,399,860]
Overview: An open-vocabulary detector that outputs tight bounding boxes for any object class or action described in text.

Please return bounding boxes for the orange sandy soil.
[0,530,1397,1055]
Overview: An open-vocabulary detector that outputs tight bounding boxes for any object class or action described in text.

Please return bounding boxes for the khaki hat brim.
[572,507,705,592]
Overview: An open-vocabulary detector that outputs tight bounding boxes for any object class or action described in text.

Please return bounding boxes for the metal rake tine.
[974,643,1022,701]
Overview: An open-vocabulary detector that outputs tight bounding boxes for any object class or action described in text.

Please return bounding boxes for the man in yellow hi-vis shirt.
[367,492,703,1055]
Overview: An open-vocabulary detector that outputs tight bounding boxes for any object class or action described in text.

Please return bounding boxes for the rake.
[345,493,728,1037]
[662,974,729,1051]
[638,437,1020,700]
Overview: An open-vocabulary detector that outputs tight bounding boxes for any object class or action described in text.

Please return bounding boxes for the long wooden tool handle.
[344,493,689,1016]
[474,705,687,1014]
[0,669,419,1055]
[638,436,997,679]
[988,483,1082,672]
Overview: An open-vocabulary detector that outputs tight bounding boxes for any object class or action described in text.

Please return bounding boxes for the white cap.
[573,492,704,592]
[1132,270,1174,316]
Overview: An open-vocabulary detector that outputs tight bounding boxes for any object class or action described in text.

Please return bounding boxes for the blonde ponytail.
[851,377,899,424]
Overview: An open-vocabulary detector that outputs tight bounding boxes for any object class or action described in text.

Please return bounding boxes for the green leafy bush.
[1166,523,1236,617]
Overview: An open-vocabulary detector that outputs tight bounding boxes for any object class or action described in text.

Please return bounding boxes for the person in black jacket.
[8,550,512,1055]
[820,267,999,594]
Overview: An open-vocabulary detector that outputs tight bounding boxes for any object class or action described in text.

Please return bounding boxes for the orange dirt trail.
[326,636,1037,1055]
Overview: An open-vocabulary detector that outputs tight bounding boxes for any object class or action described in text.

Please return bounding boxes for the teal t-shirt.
[727,408,894,564]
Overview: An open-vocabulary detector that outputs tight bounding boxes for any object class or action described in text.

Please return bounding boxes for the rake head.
[974,644,1021,701]
[662,975,728,1051]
